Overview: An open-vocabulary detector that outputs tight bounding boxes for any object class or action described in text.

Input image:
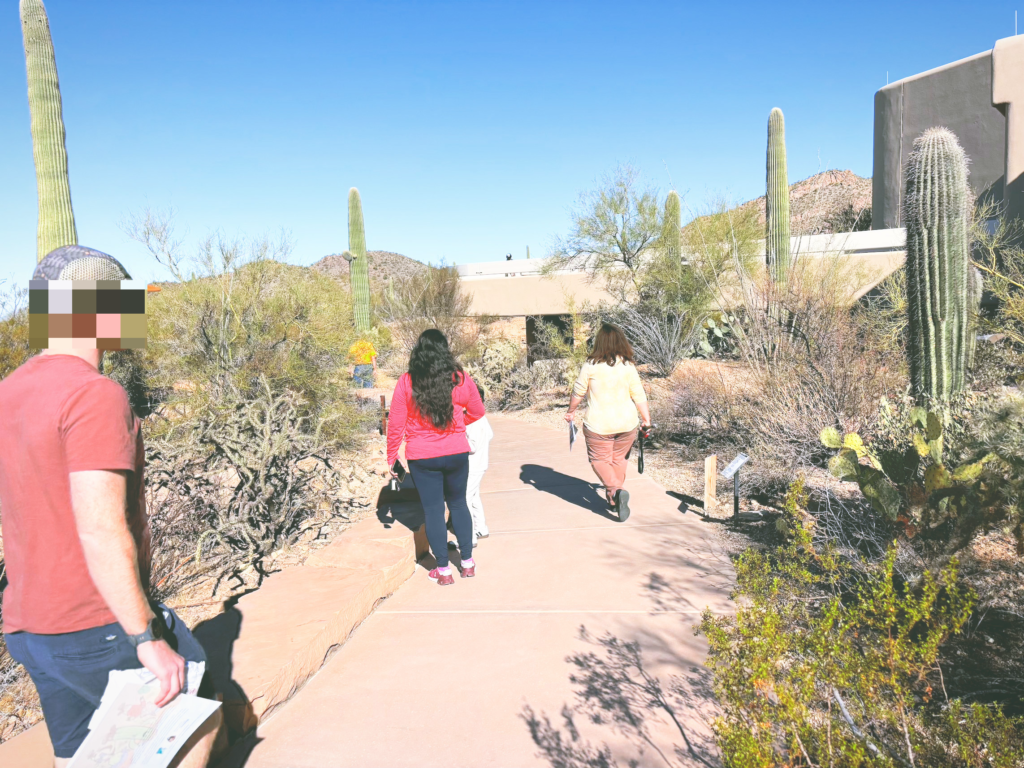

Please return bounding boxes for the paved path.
[235,415,735,768]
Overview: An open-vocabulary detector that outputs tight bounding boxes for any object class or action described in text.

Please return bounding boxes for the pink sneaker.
[459,558,476,578]
[428,567,454,586]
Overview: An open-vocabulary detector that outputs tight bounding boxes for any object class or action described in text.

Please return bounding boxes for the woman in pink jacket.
[387,329,485,586]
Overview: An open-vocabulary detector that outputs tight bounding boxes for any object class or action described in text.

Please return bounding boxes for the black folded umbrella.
[637,425,652,474]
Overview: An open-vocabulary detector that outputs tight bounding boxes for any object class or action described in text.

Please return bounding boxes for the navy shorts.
[5,605,207,758]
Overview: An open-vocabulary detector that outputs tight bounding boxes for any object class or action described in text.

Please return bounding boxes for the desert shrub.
[467,337,535,410]
[700,479,1024,768]
[668,361,742,438]
[528,297,591,387]
[528,359,565,392]
[118,212,374,587]
[122,214,366,446]
[146,376,361,590]
[0,282,30,380]
[378,262,477,357]
[723,257,905,493]
[971,203,1024,347]
[859,267,908,357]
[609,302,702,377]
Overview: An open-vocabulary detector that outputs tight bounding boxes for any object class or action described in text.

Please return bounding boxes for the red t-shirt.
[386,372,485,466]
[0,354,148,635]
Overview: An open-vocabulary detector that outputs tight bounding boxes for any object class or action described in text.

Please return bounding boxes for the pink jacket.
[387,372,485,466]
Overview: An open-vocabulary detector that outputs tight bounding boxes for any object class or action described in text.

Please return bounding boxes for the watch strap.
[126,617,162,648]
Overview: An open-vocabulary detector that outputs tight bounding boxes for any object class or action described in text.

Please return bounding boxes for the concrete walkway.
[232,415,735,768]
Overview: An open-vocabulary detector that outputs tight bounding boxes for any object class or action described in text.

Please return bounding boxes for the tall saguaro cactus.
[765,108,790,285]
[347,187,371,333]
[20,0,77,262]
[664,190,681,261]
[904,127,972,404]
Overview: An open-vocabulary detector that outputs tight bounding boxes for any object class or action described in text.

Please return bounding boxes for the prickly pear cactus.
[903,128,971,404]
[20,0,77,262]
[348,188,371,333]
[766,108,790,285]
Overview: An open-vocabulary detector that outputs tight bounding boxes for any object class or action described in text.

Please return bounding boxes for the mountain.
[313,250,427,287]
[738,170,873,234]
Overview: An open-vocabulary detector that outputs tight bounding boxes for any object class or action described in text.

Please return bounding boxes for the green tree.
[545,165,662,299]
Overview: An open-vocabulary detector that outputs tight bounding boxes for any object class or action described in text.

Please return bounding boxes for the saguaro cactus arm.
[20,0,77,262]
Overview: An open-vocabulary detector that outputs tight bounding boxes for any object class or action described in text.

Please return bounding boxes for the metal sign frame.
[720,453,750,480]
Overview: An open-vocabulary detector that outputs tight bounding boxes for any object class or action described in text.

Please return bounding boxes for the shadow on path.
[519,464,617,521]
[522,627,719,768]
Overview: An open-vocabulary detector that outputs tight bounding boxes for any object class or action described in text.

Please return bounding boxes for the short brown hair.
[587,323,635,366]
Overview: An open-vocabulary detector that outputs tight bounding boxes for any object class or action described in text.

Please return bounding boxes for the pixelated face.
[28,280,147,351]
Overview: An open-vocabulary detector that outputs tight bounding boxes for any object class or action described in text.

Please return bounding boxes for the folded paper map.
[70,662,220,768]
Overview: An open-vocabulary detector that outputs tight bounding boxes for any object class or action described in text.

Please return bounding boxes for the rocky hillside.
[313,250,427,287]
[738,170,872,234]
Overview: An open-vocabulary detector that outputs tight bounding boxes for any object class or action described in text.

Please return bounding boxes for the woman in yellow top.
[565,323,651,521]
[348,338,377,388]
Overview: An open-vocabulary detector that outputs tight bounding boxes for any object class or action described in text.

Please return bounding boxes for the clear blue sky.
[0,1,1018,284]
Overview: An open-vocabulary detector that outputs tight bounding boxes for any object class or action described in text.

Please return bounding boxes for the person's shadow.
[519,464,617,521]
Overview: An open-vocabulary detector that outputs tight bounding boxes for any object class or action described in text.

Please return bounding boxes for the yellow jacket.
[572,359,647,435]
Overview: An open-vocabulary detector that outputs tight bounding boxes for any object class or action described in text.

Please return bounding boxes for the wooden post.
[704,455,718,513]
[380,395,387,436]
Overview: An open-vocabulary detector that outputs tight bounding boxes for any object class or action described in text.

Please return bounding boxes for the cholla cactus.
[348,188,371,332]
[766,108,790,285]
[904,128,971,403]
[20,0,77,262]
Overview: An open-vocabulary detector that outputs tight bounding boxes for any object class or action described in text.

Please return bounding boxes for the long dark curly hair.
[408,329,463,429]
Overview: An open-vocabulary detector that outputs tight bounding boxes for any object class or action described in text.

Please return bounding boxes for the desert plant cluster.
[494,118,1024,765]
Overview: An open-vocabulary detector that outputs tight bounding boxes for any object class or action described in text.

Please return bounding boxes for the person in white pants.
[466,382,494,544]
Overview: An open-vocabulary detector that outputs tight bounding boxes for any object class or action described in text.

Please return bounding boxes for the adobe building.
[873,34,1024,228]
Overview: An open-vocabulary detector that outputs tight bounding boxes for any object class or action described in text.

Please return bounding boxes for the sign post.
[720,453,750,520]
[704,455,718,512]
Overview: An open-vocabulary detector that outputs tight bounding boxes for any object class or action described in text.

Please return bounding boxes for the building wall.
[872,49,1006,229]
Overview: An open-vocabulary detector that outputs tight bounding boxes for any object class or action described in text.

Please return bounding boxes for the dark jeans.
[353,364,374,388]
[5,605,207,758]
[408,452,473,568]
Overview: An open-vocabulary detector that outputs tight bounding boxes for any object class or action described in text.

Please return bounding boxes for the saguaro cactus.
[348,187,371,333]
[664,191,681,261]
[766,108,790,284]
[20,0,77,262]
[904,127,972,404]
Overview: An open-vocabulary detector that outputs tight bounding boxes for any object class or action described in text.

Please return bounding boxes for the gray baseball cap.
[33,245,132,282]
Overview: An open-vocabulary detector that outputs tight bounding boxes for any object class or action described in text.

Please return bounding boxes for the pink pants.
[583,426,638,501]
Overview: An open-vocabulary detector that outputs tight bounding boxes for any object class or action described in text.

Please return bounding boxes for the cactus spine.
[664,190,681,261]
[20,0,76,262]
[765,108,790,284]
[904,127,972,404]
[348,188,371,333]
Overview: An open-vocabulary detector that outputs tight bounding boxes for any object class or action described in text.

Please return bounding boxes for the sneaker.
[428,567,454,586]
[459,558,476,578]
[615,490,630,522]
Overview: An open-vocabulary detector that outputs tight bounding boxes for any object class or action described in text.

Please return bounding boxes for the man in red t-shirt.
[0,246,220,766]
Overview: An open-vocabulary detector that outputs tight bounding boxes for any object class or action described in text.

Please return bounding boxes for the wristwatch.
[125,616,165,648]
